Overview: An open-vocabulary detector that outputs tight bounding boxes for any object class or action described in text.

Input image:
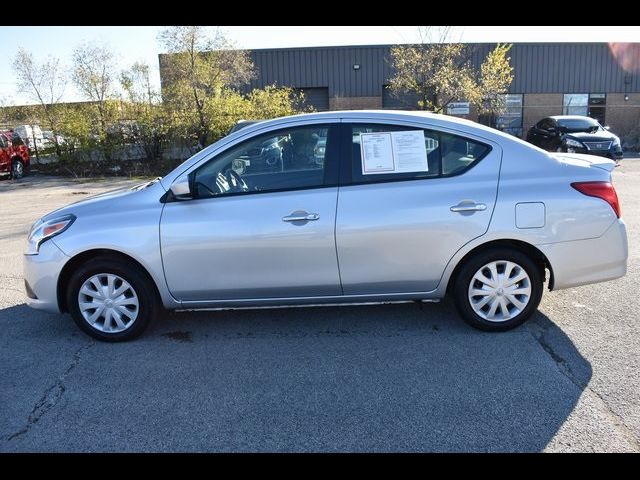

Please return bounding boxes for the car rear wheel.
[11,159,24,179]
[453,248,543,332]
[67,256,159,342]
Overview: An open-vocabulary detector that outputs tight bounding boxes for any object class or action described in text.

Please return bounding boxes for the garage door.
[382,86,419,109]
[297,87,329,111]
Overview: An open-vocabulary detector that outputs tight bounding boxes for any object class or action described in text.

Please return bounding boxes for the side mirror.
[170,174,192,200]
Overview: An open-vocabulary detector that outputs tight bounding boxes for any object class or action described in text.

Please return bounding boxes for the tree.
[477,44,515,122]
[387,27,513,116]
[12,48,67,156]
[158,26,255,147]
[71,41,117,134]
[120,62,169,161]
[202,85,310,141]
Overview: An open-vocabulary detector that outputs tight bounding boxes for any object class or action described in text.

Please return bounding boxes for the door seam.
[333,186,344,295]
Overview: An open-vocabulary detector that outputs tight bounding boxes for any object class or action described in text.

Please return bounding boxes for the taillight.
[571,181,621,218]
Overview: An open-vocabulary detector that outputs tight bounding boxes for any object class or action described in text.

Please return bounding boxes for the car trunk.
[551,152,617,173]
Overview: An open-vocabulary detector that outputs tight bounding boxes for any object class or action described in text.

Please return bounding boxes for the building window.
[563,93,606,124]
[588,93,606,125]
[495,94,524,137]
[563,93,588,115]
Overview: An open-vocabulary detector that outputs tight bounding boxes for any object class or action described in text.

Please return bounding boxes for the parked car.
[0,131,30,179]
[228,120,260,134]
[13,124,45,150]
[526,115,623,161]
[24,111,628,341]
[41,130,68,148]
[226,120,325,174]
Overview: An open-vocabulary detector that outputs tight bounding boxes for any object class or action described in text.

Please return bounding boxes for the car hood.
[41,179,163,222]
[563,131,618,142]
[551,152,617,172]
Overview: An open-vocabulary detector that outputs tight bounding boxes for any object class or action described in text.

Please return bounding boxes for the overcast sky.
[1,26,639,105]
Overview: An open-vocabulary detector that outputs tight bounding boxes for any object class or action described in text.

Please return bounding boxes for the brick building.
[159,42,640,142]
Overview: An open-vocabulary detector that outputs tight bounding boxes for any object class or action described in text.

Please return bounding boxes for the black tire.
[453,248,543,332]
[11,159,24,179]
[66,256,159,342]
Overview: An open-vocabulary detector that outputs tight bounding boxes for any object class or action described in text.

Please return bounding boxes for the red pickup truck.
[0,131,30,179]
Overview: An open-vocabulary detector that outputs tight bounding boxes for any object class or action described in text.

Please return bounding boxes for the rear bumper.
[539,219,628,290]
[23,240,68,313]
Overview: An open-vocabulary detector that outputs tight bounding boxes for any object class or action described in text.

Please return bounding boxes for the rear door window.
[346,124,490,184]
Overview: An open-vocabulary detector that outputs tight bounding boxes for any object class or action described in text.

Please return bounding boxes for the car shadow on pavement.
[1,300,591,452]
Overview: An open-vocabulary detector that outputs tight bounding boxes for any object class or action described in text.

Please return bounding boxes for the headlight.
[612,137,621,147]
[564,138,583,148]
[25,214,75,255]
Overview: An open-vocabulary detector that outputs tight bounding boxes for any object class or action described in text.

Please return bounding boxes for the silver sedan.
[24,111,628,341]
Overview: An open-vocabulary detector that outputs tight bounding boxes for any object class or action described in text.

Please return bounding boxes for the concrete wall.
[523,94,564,133]
[329,96,382,110]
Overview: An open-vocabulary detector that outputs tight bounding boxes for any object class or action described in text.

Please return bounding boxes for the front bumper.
[539,219,628,291]
[563,146,623,160]
[23,240,69,313]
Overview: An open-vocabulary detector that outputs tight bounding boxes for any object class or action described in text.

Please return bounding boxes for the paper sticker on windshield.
[360,130,428,175]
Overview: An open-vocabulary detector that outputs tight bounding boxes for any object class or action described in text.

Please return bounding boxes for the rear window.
[349,124,490,184]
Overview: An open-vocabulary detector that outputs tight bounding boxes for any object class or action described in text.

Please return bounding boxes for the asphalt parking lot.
[1,162,639,453]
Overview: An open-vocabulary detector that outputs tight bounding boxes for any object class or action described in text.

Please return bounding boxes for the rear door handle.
[282,212,320,222]
[450,202,487,213]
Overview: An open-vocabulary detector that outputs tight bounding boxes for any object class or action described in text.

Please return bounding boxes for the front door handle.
[450,202,487,213]
[282,211,320,222]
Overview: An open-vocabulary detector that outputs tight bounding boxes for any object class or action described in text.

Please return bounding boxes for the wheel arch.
[57,248,162,313]
[445,239,554,295]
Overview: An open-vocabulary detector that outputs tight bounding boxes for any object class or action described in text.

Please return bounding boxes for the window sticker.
[360,130,428,175]
[360,132,394,173]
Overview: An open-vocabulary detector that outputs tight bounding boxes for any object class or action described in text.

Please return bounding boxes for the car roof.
[548,115,598,121]
[229,109,522,142]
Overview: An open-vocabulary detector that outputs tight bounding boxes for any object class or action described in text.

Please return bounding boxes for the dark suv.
[0,131,30,179]
[526,115,622,161]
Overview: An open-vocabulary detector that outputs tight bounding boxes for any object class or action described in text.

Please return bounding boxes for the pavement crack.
[529,323,585,389]
[5,341,94,442]
[529,321,640,452]
[583,385,640,452]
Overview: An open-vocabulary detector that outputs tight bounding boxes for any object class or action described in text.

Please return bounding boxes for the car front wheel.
[453,248,543,332]
[67,256,159,341]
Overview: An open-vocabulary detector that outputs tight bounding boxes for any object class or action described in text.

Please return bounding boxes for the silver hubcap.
[468,260,532,322]
[13,162,23,176]
[78,273,139,333]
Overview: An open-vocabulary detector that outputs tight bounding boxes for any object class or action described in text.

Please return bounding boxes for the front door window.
[191,125,334,199]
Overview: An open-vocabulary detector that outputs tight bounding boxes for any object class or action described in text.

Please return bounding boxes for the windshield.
[557,118,602,133]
